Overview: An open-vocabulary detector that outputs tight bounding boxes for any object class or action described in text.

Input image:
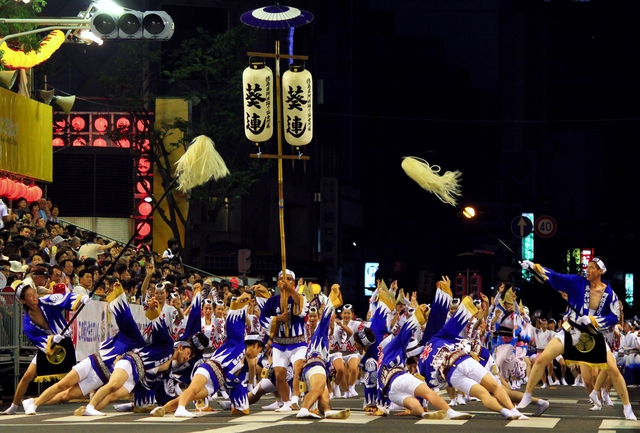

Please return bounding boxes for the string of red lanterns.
[0,177,43,202]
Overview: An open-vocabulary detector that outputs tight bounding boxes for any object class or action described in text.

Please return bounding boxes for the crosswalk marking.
[416,419,469,425]
[135,412,218,422]
[505,417,560,428]
[0,414,40,421]
[599,419,640,429]
[45,413,127,422]
[228,412,296,423]
[187,420,315,433]
[319,411,376,424]
[547,399,579,404]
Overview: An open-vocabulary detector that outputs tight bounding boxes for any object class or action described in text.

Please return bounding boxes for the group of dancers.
[1,257,637,422]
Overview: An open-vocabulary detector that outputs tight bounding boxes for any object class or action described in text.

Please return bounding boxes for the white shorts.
[113,359,137,393]
[305,365,326,382]
[272,345,307,368]
[72,358,105,396]
[388,373,423,407]
[450,357,495,396]
[329,352,343,363]
[256,377,277,394]
[343,353,360,363]
[194,367,217,396]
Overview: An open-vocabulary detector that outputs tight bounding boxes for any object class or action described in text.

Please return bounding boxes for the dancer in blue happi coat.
[1,282,88,415]
[151,292,264,417]
[75,294,176,416]
[376,283,472,420]
[417,277,528,420]
[25,282,147,414]
[296,284,351,419]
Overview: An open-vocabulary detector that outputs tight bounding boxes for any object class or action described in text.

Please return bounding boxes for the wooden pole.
[274,41,290,336]
[247,43,310,337]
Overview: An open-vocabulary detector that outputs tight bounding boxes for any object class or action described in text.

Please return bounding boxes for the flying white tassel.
[174,135,230,192]
[401,156,462,207]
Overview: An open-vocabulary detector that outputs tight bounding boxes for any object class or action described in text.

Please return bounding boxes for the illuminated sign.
[626,273,634,308]
[580,248,594,277]
[521,213,534,281]
[364,262,379,293]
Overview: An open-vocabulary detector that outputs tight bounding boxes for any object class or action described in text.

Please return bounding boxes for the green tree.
[163,25,270,266]
[0,0,48,78]
[95,25,269,264]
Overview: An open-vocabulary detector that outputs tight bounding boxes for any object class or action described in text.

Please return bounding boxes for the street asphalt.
[1,384,640,433]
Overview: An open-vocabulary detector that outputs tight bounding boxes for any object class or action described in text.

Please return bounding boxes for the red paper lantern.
[5,180,18,199]
[18,183,28,199]
[32,185,43,201]
[0,178,7,196]
[25,186,36,202]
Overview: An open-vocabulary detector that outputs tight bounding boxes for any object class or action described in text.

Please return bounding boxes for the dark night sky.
[37,0,640,313]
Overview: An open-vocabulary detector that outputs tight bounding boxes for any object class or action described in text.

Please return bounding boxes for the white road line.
[188,420,313,433]
[546,399,579,404]
[227,412,295,423]
[505,417,560,428]
[134,412,219,422]
[319,412,377,424]
[415,419,469,425]
[599,419,640,429]
[45,413,128,422]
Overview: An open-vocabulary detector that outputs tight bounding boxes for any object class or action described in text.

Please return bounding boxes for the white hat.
[406,338,423,358]
[277,269,296,280]
[9,261,24,274]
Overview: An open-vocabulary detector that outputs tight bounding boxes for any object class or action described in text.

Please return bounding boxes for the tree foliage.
[98,25,270,263]
[0,0,49,55]
[162,25,271,264]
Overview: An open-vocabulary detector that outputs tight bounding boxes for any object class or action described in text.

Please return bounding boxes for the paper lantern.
[18,183,28,199]
[0,30,65,69]
[32,185,43,201]
[242,58,274,143]
[0,178,7,197]
[282,63,313,147]
[6,181,18,200]
[25,185,42,202]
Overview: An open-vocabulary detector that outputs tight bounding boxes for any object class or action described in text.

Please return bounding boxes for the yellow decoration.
[401,156,462,207]
[0,30,65,69]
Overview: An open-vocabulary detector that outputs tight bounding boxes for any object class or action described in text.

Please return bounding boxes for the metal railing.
[0,292,23,394]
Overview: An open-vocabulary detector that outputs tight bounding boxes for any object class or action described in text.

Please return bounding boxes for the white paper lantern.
[242,59,274,142]
[282,63,313,147]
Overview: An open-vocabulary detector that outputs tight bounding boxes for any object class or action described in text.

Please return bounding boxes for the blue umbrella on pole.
[240,2,313,29]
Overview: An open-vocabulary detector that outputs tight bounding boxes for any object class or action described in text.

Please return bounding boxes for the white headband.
[592,257,607,273]
[278,269,296,280]
[406,339,423,358]
[357,329,374,347]
[245,333,264,344]
[343,304,353,311]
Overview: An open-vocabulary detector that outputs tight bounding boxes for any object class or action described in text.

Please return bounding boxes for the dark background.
[36,0,640,317]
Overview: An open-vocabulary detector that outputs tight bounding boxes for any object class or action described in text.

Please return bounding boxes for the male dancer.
[518,258,637,420]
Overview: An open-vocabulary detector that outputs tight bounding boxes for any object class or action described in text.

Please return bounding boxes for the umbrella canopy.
[240,4,314,29]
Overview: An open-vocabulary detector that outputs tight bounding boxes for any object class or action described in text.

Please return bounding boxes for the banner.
[0,87,53,182]
[71,301,149,361]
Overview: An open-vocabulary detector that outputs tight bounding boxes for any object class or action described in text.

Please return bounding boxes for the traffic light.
[90,10,174,41]
[90,12,119,39]
[119,11,143,39]
[143,11,175,40]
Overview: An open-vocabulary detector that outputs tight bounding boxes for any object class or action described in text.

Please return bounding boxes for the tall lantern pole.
[244,41,311,330]
[241,3,314,337]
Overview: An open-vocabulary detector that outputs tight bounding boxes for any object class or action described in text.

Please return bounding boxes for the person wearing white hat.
[259,269,308,411]
[518,258,637,420]
[336,303,362,398]
[1,283,88,415]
